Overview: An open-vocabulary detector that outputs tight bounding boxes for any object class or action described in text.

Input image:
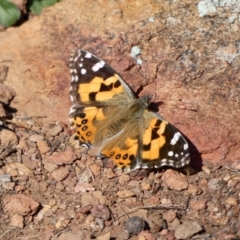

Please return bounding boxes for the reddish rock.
[106,168,116,179]
[0,104,6,117]
[162,169,188,191]
[187,184,202,196]
[189,199,207,211]
[57,231,91,240]
[117,190,135,199]
[5,162,33,177]
[0,83,15,104]
[74,182,95,193]
[144,196,160,205]
[14,185,26,192]
[46,147,76,165]
[49,124,63,136]
[89,163,101,176]
[39,227,54,240]
[44,162,58,172]
[90,205,111,221]
[37,140,51,154]
[225,197,238,206]
[138,230,156,240]
[29,134,44,142]
[174,221,202,239]
[92,191,106,205]
[141,181,152,191]
[0,0,240,168]
[118,174,131,185]
[79,205,92,214]
[81,192,99,206]
[10,214,24,228]
[168,218,180,230]
[163,210,177,223]
[0,129,18,146]
[3,194,40,216]
[50,167,69,181]
[96,231,111,240]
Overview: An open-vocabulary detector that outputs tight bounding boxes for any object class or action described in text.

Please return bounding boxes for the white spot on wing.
[77,49,82,57]
[161,159,167,164]
[82,143,90,149]
[168,151,174,156]
[69,105,76,115]
[92,60,105,72]
[81,68,87,74]
[70,68,77,74]
[71,75,78,82]
[79,63,83,67]
[170,132,181,145]
[85,52,92,58]
[184,143,189,150]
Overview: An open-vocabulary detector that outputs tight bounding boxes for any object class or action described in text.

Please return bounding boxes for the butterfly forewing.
[69,49,134,105]
[69,49,190,170]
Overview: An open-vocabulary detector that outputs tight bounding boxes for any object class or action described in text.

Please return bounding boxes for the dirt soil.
[0,118,240,240]
[1,0,240,239]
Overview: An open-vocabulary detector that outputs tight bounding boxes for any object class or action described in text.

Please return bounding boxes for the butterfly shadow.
[2,105,17,119]
[148,101,163,112]
[184,135,203,173]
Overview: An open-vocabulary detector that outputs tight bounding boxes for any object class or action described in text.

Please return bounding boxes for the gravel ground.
[0,118,240,240]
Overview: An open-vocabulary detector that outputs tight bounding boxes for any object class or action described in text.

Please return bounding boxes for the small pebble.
[174,221,202,239]
[49,124,63,136]
[117,190,135,199]
[138,230,156,240]
[29,134,44,142]
[190,199,207,211]
[79,205,92,214]
[90,205,110,221]
[208,178,219,190]
[225,197,238,206]
[125,216,146,234]
[10,214,24,228]
[202,165,211,174]
[162,169,188,191]
[163,210,177,223]
[117,230,129,240]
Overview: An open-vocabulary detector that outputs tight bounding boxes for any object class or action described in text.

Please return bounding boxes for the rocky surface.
[0,119,240,239]
[0,0,240,166]
[1,0,240,239]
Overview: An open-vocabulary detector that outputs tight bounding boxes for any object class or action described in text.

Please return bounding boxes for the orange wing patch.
[70,107,105,144]
[78,74,124,102]
[101,137,138,169]
[142,118,168,160]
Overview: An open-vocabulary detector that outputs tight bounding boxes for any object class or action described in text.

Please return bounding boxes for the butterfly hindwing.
[69,105,105,145]
[69,49,190,170]
[141,111,190,169]
[99,110,190,170]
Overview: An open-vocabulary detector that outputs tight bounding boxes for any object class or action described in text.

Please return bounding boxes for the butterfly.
[69,49,190,170]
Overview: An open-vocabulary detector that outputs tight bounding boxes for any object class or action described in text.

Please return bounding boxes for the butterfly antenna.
[160,99,198,112]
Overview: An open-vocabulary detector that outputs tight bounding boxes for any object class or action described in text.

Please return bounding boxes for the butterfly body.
[69,49,190,170]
